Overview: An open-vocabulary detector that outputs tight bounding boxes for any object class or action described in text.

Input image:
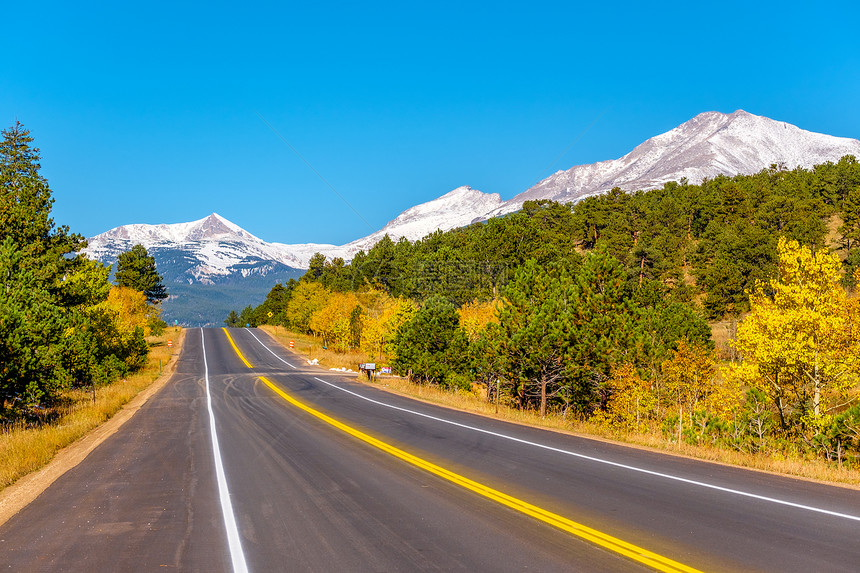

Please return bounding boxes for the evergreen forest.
[239,156,860,464]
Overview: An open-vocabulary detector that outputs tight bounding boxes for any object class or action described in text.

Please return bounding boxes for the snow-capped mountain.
[84,213,328,284]
[485,109,860,217]
[86,110,860,278]
[84,109,859,325]
[83,186,502,282]
[340,185,503,254]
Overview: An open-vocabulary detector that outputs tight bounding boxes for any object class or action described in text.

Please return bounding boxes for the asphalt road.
[2,327,860,572]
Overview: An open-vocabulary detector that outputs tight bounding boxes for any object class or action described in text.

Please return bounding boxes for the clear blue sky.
[3,1,859,245]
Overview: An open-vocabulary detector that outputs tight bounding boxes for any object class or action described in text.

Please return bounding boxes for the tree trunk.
[540,375,547,418]
[813,349,821,418]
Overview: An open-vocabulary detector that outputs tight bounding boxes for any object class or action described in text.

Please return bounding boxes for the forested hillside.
[238,157,860,463]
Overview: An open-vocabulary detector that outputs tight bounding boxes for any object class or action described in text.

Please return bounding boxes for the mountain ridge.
[82,109,860,325]
[85,110,860,274]
[484,110,860,218]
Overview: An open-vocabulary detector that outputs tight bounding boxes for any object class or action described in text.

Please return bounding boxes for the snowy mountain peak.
[84,109,860,290]
[392,185,500,221]
[183,213,259,242]
[340,185,503,254]
[89,212,256,246]
[486,110,860,217]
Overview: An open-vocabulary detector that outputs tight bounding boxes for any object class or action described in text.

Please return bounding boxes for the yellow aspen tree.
[457,299,500,342]
[360,296,415,360]
[733,238,860,431]
[593,363,655,432]
[106,286,157,334]
[660,341,735,426]
[286,281,329,333]
[309,291,359,351]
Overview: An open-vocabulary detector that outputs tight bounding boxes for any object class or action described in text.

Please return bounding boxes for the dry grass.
[261,325,373,371]
[710,319,740,361]
[0,327,183,490]
[261,325,860,488]
[827,213,844,253]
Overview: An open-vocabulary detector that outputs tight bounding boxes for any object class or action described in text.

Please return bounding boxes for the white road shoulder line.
[245,328,296,368]
[250,330,860,523]
[202,329,249,573]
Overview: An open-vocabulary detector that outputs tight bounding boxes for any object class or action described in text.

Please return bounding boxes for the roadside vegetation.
[0,328,181,489]
[260,321,860,486]
[233,156,860,481]
[0,122,173,489]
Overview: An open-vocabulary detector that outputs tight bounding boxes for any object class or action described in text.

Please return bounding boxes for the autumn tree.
[107,286,158,334]
[360,293,414,360]
[285,281,328,333]
[309,291,360,350]
[660,341,740,441]
[733,238,860,433]
[592,364,655,432]
[457,299,499,342]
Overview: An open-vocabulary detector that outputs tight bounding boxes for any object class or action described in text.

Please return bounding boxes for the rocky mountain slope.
[485,110,860,217]
[337,185,503,254]
[85,213,312,283]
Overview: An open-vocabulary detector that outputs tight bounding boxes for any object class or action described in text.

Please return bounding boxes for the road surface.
[2,327,859,572]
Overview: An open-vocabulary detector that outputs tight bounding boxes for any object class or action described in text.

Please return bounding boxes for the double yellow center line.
[220,328,703,573]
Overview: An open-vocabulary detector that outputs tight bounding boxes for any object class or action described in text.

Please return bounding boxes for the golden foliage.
[661,341,740,422]
[106,286,157,334]
[361,295,415,360]
[309,291,360,351]
[457,299,500,341]
[286,281,329,332]
[591,364,655,432]
[733,237,860,425]
[593,342,738,434]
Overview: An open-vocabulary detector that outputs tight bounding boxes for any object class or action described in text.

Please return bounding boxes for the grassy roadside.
[0,327,184,491]
[260,325,860,488]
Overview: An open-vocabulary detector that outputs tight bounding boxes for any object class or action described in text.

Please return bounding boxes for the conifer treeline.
[242,157,860,461]
[0,123,162,421]
[296,156,859,316]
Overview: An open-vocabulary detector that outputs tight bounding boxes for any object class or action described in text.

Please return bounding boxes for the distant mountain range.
[83,110,860,325]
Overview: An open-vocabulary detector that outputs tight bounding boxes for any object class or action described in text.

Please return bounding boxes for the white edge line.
[245,328,296,368]
[249,329,860,523]
[202,329,250,573]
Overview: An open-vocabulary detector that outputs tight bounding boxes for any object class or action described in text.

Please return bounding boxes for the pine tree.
[114,244,168,304]
[392,295,470,389]
[224,310,241,327]
[0,122,83,276]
